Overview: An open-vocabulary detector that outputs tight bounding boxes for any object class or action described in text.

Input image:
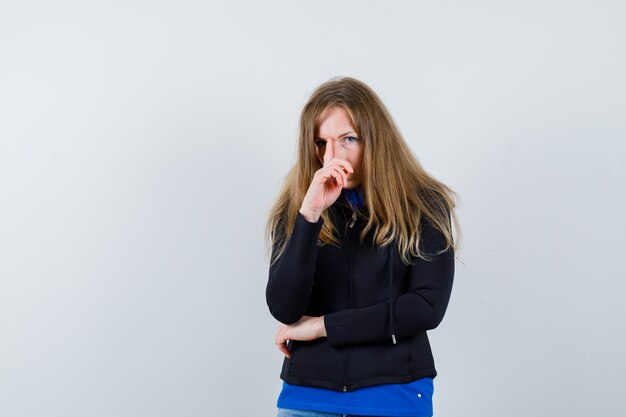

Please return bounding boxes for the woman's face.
[314,106,364,189]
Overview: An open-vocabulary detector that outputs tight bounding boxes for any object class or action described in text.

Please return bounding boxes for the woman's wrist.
[299,206,321,223]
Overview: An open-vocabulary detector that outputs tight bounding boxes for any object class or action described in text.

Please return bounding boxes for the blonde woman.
[265,76,460,417]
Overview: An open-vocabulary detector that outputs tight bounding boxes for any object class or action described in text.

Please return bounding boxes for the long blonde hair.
[265,76,462,266]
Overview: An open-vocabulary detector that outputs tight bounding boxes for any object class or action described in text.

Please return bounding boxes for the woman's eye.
[314,137,357,147]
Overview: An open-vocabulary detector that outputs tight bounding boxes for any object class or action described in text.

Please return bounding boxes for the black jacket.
[266,194,455,392]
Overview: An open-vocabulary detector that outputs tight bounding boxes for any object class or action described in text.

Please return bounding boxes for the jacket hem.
[281,367,437,392]
[280,374,344,391]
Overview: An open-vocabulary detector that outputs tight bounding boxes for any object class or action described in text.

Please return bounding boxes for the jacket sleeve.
[266,211,325,325]
[323,214,455,347]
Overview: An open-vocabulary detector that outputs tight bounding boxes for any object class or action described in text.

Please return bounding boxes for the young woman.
[265,76,460,417]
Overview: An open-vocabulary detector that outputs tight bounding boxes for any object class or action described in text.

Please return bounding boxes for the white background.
[1,1,624,416]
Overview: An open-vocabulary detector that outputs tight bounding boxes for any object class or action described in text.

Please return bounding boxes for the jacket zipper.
[343,210,357,392]
[348,211,357,228]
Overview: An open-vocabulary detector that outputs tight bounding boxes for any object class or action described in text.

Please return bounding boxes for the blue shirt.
[277,378,434,417]
[342,185,365,210]
[276,186,435,417]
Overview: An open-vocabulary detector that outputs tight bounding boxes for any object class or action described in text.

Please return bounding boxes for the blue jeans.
[277,407,406,417]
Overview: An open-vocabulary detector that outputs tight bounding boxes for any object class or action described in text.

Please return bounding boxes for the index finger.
[323,137,334,166]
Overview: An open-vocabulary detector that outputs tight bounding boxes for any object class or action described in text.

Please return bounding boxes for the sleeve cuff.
[323,312,346,347]
[295,210,324,234]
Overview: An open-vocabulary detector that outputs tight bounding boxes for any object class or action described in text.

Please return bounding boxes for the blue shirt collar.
[341,185,365,209]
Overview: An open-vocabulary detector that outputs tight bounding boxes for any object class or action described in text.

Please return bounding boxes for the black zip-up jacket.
[266,193,455,392]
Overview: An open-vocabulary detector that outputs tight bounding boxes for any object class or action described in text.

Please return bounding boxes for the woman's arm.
[265,211,325,324]
[323,215,455,347]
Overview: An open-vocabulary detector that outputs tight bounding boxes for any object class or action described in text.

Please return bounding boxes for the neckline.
[340,185,365,210]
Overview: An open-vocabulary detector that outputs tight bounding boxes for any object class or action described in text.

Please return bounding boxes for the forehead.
[315,106,356,135]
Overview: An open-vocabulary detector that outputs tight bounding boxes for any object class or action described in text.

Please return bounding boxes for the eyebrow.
[314,131,357,140]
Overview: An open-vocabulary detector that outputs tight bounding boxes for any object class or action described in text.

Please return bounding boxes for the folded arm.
[323,215,455,347]
[265,211,324,324]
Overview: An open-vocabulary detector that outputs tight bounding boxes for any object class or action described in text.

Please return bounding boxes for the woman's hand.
[300,137,354,222]
[275,315,327,358]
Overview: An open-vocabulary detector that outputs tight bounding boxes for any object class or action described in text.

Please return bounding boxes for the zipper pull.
[348,211,357,228]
